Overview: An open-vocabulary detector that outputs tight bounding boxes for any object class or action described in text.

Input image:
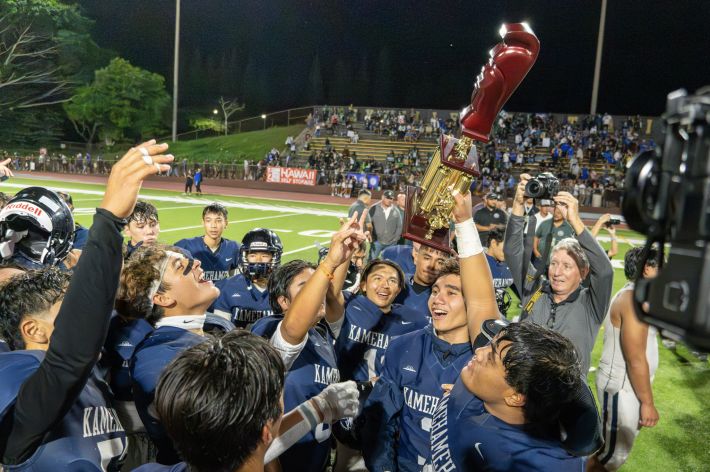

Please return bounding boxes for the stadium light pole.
[261,114,267,130]
[590,0,608,115]
[171,0,181,142]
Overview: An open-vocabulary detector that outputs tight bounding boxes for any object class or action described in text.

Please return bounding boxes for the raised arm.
[281,213,367,343]
[504,174,533,296]
[618,291,659,428]
[3,140,173,463]
[452,191,500,344]
[590,213,611,238]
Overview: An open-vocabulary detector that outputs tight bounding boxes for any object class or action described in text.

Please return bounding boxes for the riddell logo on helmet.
[2,201,45,217]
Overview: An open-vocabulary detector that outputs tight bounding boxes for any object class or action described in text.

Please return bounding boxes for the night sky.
[78,0,709,116]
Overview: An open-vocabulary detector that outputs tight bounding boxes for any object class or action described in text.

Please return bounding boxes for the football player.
[380,242,418,275]
[213,228,282,328]
[360,191,498,471]
[394,244,450,314]
[133,331,360,472]
[251,214,368,471]
[0,187,75,269]
[124,201,160,257]
[119,245,219,464]
[174,203,240,283]
[0,138,173,470]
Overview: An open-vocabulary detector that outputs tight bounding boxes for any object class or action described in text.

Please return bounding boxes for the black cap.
[383,190,395,199]
[486,192,501,200]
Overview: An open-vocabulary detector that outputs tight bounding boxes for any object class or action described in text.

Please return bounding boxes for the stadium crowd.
[0,138,662,472]
[0,107,644,204]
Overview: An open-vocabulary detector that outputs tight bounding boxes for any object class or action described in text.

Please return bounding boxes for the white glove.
[311,380,360,423]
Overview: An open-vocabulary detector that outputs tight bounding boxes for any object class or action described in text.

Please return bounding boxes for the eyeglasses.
[546,303,558,329]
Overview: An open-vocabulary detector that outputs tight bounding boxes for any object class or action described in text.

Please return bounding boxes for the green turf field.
[4,176,709,471]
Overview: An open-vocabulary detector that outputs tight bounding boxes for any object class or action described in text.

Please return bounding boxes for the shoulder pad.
[0,351,43,418]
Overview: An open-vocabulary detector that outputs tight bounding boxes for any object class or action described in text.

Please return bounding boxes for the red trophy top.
[460,23,540,143]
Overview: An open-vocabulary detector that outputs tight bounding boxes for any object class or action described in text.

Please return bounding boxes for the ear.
[260,420,275,447]
[277,295,291,312]
[20,317,50,346]
[153,292,177,309]
[503,390,526,408]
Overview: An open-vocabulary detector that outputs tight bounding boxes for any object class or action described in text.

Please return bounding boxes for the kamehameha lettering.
[203,270,230,281]
[404,386,440,416]
[431,394,456,471]
[82,406,125,438]
[235,308,273,323]
[314,364,340,385]
[347,324,390,349]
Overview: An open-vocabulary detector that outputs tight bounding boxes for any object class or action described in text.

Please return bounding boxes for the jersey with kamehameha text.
[363,326,471,471]
[486,254,514,289]
[429,378,584,471]
[173,236,240,282]
[212,273,273,328]
[130,326,205,464]
[251,316,340,472]
[334,292,429,382]
[0,351,127,471]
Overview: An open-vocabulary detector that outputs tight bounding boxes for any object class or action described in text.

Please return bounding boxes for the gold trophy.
[403,23,540,252]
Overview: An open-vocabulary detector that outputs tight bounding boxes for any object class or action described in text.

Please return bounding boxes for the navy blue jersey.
[0,340,9,352]
[380,244,415,274]
[486,254,514,289]
[213,273,273,328]
[130,326,205,464]
[430,378,584,471]
[134,463,186,472]
[0,351,127,471]
[102,316,154,434]
[252,316,340,472]
[394,274,433,317]
[334,292,429,382]
[173,236,240,282]
[363,327,471,471]
[73,224,90,250]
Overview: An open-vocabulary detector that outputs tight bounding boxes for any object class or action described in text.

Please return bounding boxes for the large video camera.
[524,172,560,199]
[622,87,710,349]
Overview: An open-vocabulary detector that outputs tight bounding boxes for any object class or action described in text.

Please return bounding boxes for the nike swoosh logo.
[225,258,233,261]
[474,442,484,460]
[401,321,413,325]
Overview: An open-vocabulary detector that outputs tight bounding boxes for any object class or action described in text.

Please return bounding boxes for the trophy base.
[402,185,455,255]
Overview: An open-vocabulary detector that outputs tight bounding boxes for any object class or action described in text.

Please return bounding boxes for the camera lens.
[525,180,543,198]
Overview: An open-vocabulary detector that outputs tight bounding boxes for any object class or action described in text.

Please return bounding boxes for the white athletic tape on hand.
[455,218,484,258]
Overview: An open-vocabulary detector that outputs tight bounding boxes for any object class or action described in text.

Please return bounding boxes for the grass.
[4,175,710,471]
[163,125,304,163]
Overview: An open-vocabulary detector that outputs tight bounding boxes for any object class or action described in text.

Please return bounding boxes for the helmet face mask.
[239,228,283,282]
[0,187,75,267]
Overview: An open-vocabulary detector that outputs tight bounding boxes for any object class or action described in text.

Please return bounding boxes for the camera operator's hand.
[553,192,585,234]
[591,213,611,237]
[511,173,531,216]
[100,140,173,219]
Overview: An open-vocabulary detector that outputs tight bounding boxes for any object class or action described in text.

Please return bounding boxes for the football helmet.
[0,187,75,267]
[239,228,283,281]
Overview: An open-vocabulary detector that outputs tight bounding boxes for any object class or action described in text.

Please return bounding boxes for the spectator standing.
[194,167,203,195]
[473,192,508,248]
[534,201,576,264]
[504,174,614,373]
[348,189,373,235]
[184,171,193,195]
[368,190,403,258]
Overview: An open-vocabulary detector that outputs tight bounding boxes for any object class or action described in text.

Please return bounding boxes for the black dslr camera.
[604,218,621,228]
[622,87,710,349]
[524,172,560,199]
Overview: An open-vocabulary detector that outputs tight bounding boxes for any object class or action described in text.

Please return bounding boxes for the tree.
[64,58,170,147]
[217,96,245,135]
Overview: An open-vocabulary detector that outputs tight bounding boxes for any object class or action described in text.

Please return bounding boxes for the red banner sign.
[266,167,317,186]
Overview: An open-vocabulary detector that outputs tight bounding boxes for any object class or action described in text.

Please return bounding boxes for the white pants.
[596,379,641,471]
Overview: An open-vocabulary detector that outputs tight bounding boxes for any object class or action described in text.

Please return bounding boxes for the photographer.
[590,213,619,259]
[504,173,614,374]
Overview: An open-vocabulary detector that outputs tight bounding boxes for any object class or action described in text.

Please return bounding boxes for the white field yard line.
[74,205,198,214]
[1,182,348,218]
[161,213,298,233]
[283,241,331,256]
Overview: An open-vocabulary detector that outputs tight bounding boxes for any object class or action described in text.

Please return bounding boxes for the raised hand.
[324,211,368,269]
[451,190,473,224]
[553,191,584,234]
[100,140,174,219]
[0,158,14,178]
[514,173,532,206]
